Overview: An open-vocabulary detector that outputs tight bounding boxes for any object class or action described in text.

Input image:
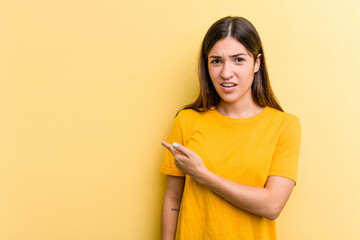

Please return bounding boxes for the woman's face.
[208,37,260,107]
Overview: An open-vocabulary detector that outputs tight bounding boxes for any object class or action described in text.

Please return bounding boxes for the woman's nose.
[220,62,233,79]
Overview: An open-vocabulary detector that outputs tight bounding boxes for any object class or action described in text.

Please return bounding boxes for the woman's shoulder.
[267,107,301,131]
[268,107,300,120]
[176,108,203,121]
[172,109,204,135]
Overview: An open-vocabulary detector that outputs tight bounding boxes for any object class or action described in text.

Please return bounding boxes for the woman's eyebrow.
[230,53,247,57]
[209,55,222,58]
[209,53,247,58]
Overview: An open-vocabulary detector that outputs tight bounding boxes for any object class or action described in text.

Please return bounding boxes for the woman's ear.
[254,54,262,73]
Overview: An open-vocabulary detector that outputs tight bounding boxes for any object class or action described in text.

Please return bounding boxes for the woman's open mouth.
[220,83,237,92]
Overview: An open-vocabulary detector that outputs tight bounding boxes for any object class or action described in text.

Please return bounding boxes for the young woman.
[160,16,301,240]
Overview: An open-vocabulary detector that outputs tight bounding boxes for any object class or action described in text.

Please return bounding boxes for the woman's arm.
[161,175,185,240]
[195,172,294,220]
[161,142,294,220]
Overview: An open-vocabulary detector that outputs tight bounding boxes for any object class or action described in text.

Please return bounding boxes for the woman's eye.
[210,59,222,64]
[235,58,244,62]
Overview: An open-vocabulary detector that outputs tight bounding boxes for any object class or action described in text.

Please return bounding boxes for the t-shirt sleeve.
[268,116,301,184]
[160,112,186,177]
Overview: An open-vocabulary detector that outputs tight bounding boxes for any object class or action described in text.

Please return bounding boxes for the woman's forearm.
[194,169,294,220]
[161,175,185,240]
[161,196,181,240]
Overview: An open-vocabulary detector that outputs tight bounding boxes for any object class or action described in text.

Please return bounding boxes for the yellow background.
[1,0,359,239]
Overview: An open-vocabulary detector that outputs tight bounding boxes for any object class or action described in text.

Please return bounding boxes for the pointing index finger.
[169,142,191,157]
[161,141,173,151]
[161,141,179,154]
[161,141,184,156]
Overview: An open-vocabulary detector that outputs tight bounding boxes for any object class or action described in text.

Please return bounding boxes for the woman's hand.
[161,142,208,179]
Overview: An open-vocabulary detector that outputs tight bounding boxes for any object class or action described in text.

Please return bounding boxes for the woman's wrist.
[192,167,212,185]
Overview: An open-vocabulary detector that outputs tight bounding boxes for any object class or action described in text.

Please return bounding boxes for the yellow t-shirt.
[160,106,301,240]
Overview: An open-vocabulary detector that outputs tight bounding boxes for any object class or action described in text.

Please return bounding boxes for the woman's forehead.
[209,37,251,57]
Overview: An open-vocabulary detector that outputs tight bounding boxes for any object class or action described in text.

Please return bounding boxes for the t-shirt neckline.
[210,106,271,124]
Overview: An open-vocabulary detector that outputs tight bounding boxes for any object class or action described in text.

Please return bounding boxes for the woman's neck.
[215,100,264,118]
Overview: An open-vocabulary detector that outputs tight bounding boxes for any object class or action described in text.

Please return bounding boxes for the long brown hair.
[182,16,283,112]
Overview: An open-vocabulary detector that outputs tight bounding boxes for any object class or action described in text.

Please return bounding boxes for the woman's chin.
[218,93,240,102]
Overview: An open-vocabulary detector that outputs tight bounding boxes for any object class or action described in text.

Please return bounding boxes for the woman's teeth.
[221,83,236,87]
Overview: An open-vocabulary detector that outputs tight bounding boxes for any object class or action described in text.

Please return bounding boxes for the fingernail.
[172,142,179,148]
